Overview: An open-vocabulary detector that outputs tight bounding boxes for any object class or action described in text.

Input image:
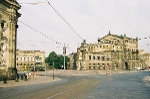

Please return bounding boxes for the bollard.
[15,73,19,82]
[24,74,27,81]
[15,77,18,82]
[3,76,7,84]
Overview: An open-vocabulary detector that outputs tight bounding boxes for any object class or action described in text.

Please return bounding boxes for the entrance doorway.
[125,62,129,70]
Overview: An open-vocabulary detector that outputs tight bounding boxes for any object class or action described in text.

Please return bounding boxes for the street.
[0,70,150,99]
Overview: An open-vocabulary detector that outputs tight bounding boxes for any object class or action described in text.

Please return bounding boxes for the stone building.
[0,0,21,80]
[16,49,46,71]
[70,32,140,70]
[138,50,150,68]
[69,53,77,70]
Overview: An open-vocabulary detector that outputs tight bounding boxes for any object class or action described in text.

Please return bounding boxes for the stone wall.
[0,0,21,81]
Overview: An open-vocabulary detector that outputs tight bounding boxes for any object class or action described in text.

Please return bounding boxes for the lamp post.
[53,62,54,79]
[63,44,66,73]
[45,63,47,80]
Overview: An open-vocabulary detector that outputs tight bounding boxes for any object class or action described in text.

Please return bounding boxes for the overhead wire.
[18,20,74,53]
[19,1,84,41]
[18,1,83,53]
[18,20,63,46]
[46,0,84,41]
[19,2,48,5]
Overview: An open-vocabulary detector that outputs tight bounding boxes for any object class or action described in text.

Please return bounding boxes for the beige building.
[16,49,46,71]
[0,0,21,80]
[138,50,150,68]
[70,32,142,70]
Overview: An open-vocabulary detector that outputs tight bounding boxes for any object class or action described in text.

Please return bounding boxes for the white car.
[134,67,141,70]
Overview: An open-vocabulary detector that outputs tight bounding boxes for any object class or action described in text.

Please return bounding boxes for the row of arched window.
[89,55,110,61]
[16,57,36,62]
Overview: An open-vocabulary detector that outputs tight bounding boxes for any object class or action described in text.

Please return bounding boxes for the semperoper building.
[70,32,148,70]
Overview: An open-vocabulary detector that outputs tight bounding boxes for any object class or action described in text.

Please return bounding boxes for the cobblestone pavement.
[85,71,150,99]
[0,70,149,87]
[0,70,150,99]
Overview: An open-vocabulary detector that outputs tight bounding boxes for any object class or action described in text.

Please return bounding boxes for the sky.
[17,0,150,56]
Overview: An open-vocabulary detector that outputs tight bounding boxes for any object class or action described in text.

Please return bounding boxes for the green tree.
[45,51,57,68]
[45,51,70,69]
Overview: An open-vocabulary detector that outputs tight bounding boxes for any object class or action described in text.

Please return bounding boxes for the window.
[20,57,22,61]
[97,56,100,60]
[24,57,26,61]
[102,56,105,61]
[89,55,91,60]
[107,54,110,61]
[93,56,95,60]
[28,57,29,61]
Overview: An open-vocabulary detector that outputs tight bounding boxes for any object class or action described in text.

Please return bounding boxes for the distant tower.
[0,0,21,80]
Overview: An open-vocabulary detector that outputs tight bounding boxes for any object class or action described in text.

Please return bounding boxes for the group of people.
[21,71,36,80]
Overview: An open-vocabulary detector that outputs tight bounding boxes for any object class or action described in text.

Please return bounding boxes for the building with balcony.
[16,49,45,71]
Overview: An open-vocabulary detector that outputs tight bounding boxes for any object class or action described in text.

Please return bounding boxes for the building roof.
[98,31,138,42]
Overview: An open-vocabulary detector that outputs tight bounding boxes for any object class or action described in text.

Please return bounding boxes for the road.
[0,71,150,99]
[85,71,150,99]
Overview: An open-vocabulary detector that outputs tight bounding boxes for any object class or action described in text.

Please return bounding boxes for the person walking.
[106,65,111,76]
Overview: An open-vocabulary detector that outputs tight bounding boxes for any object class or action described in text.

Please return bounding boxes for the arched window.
[93,56,95,60]
[107,54,110,60]
[102,55,105,61]
[89,55,91,60]
[97,56,100,60]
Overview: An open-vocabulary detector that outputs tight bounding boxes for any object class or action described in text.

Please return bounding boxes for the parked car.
[37,67,45,71]
[134,67,141,70]
[31,66,45,71]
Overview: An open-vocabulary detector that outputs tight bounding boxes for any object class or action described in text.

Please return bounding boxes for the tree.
[45,51,70,69]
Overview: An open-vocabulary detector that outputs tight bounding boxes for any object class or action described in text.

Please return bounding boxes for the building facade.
[0,0,21,80]
[70,32,141,70]
[138,50,150,68]
[69,53,77,70]
[16,49,46,71]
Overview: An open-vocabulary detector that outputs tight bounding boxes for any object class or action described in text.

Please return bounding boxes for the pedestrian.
[28,72,31,79]
[33,66,36,79]
[106,65,111,76]
[33,72,36,79]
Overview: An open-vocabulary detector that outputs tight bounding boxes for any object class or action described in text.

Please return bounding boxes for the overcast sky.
[17,0,150,56]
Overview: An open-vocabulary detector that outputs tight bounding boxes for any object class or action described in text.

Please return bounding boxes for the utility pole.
[45,63,47,80]
[53,62,54,79]
[63,44,66,73]
[63,43,69,73]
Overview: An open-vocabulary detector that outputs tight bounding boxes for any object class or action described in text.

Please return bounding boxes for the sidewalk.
[0,70,149,87]
[0,75,60,88]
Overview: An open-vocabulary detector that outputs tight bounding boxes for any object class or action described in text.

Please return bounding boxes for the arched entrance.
[125,62,129,70]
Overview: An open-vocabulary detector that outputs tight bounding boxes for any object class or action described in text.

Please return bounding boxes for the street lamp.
[53,62,54,79]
